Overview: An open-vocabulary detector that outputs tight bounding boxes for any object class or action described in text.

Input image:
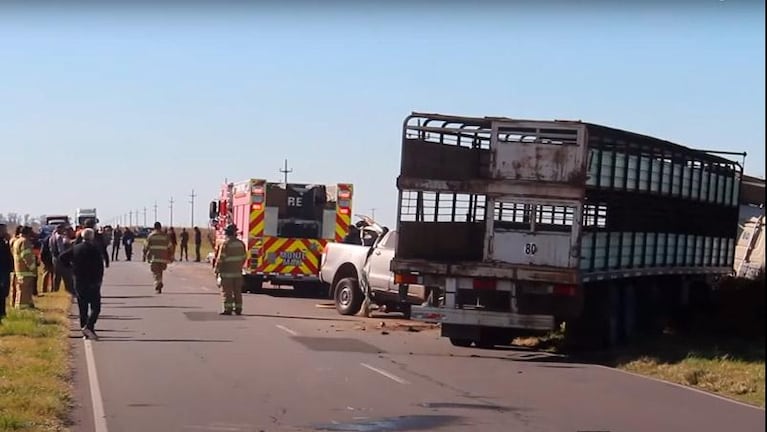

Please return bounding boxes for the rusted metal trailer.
[391,112,743,348]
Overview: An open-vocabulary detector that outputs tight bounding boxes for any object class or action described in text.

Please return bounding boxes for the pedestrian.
[59,228,105,340]
[50,224,75,295]
[193,226,202,262]
[111,225,123,261]
[179,228,189,261]
[75,219,110,269]
[39,229,54,294]
[143,222,170,293]
[0,224,13,322]
[122,227,135,261]
[11,226,37,309]
[168,227,177,263]
[9,225,22,302]
[213,224,247,315]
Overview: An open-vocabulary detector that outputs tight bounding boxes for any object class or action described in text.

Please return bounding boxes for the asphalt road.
[69,260,765,432]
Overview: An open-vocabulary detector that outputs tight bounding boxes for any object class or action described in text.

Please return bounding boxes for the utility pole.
[370,208,377,220]
[169,197,175,227]
[279,159,292,184]
[153,201,158,224]
[129,210,133,226]
[189,189,197,228]
[143,207,147,226]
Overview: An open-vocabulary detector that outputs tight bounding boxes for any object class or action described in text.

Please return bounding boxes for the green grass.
[615,334,765,407]
[1,292,72,432]
[514,331,765,407]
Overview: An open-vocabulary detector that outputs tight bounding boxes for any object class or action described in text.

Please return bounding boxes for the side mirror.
[209,201,218,220]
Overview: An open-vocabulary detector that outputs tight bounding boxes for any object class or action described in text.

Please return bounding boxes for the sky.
[0,1,764,229]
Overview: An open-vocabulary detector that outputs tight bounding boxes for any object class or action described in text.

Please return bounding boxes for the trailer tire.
[334,278,363,316]
[449,338,472,347]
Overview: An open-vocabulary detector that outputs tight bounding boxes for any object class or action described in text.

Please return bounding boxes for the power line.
[169,197,175,227]
[189,189,197,228]
[280,159,292,184]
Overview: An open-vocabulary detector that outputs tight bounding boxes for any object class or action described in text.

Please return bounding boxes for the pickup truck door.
[366,231,397,292]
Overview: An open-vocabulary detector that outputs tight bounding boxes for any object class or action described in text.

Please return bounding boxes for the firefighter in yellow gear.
[12,226,37,309]
[143,222,171,293]
[213,224,247,315]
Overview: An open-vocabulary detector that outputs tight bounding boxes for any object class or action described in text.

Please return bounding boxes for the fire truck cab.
[209,179,353,295]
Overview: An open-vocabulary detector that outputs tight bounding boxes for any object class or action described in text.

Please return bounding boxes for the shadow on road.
[109,305,202,310]
[254,287,330,300]
[98,315,142,321]
[96,337,233,343]
[104,284,155,287]
[241,312,354,322]
[161,292,219,296]
[102,295,156,300]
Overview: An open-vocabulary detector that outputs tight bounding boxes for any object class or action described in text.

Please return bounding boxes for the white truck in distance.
[319,216,426,317]
[75,208,98,227]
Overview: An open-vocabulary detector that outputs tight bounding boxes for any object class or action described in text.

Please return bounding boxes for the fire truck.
[209,179,353,295]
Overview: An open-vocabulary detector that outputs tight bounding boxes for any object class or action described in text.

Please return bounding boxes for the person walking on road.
[168,227,178,263]
[213,224,247,315]
[193,226,202,262]
[11,226,37,309]
[122,227,135,261]
[76,219,110,268]
[60,228,105,340]
[179,228,189,262]
[144,222,171,293]
[0,224,14,322]
[111,225,123,261]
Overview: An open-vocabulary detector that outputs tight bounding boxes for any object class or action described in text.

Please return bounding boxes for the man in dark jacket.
[0,224,13,321]
[75,218,109,268]
[122,227,135,261]
[61,228,105,340]
[193,226,202,262]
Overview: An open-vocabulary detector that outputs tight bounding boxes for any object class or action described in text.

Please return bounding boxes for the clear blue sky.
[1,2,764,228]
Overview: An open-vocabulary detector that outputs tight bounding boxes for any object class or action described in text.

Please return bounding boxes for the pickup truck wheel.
[334,278,363,316]
[449,338,472,347]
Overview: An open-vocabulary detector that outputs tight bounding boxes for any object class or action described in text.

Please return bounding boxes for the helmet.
[224,224,237,236]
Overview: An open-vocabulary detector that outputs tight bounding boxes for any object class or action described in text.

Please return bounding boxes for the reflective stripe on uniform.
[16,272,36,277]
[220,272,241,278]
[222,256,244,262]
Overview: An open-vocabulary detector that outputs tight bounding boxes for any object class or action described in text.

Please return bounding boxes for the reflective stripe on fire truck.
[258,237,326,276]
[335,184,352,242]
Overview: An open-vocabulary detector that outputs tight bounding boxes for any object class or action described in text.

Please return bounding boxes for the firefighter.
[8,226,22,305]
[143,222,170,293]
[12,226,37,309]
[213,224,247,315]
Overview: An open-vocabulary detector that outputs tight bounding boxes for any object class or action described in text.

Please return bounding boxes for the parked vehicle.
[75,208,98,227]
[391,112,743,349]
[209,179,354,295]
[320,216,426,317]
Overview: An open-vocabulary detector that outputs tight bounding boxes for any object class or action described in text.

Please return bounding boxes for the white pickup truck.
[319,217,426,317]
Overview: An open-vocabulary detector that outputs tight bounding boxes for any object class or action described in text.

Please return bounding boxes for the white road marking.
[597,365,765,411]
[84,339,109,432]
[360,363,410,385]
[275,324,299,336]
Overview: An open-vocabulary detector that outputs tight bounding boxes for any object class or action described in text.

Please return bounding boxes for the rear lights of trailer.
[472,278,496,290]
[394,273,420,285]
[553,284,577,296]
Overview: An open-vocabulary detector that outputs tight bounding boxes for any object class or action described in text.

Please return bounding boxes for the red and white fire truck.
[209,179,354,295]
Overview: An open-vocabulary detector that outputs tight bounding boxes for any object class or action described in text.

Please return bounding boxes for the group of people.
[2,219,245,337]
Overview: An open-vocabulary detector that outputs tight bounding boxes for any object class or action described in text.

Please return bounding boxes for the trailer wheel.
[334,278,363,316]
[449,338,472,347]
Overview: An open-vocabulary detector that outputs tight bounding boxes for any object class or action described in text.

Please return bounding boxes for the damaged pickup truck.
[319,216,426,317]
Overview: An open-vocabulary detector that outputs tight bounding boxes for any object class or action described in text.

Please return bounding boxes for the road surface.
[69,260,765,432]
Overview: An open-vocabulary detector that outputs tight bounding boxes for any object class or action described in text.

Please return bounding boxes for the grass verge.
[514,331,765,407]
[1,292,72,431]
